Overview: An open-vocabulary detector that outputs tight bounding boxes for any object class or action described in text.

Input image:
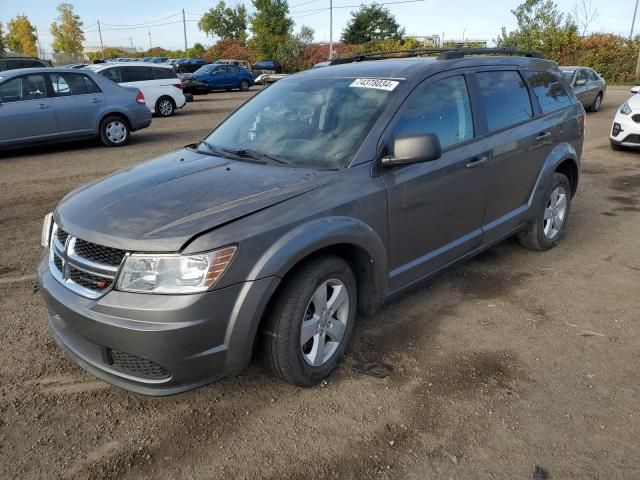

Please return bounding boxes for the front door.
[0,73,58,145]
[382,74,489,293]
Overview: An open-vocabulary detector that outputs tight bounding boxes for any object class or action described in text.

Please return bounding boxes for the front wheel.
[590,93,603,112]
[518,173,571,251]
[262,256,357,386]
[99,116,130,147]
[239,80,250,91]
[155,96,175,117]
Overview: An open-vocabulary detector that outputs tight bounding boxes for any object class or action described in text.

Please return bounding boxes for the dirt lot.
[1,86,639,480]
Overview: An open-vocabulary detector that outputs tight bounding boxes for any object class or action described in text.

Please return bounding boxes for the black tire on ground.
[261,255,357,386]
[589,93,603,112]
[155,96,175,117]
[517,172,572,251]
[99,115,130,147]
[239,80,250,91]
[610,141,625,151]
[179,66,188,73]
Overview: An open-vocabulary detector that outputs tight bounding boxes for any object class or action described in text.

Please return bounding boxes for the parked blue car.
[192,63,254,91]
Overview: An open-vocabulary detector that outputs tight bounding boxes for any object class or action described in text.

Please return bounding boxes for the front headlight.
[620,102,632,115]
[117,246,237,294]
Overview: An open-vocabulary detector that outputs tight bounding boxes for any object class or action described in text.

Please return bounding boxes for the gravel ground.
[0,86,639,480]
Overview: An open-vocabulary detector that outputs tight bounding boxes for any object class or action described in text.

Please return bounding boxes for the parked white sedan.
[85,63,186,117]
[610,86,640,150]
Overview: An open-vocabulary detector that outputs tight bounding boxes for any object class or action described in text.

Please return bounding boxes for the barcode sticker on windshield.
[350,78,399,91]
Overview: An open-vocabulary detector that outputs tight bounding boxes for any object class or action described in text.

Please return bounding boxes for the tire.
[589,93,603,112]
[155,96,175,117]
[99,116,130,147]
[178,66,187,73]
[262,255,357,386]
[518,173,571,251]
[239,80,250,91]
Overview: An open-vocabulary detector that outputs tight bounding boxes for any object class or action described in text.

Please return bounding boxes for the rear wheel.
[590,93,603,112]
[155,96,175,117]
[518,173,571,251]
[262,256,357,386]
[99,116,130,147]
[239,80,250,91]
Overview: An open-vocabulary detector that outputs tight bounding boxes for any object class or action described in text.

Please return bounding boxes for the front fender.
[248,216,388,295]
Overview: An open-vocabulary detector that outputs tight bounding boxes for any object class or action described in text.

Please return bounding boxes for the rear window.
[50,72,101,96]
[153,67,177,80]
[122,67,152,82]
[524,71,573,114]
[476,71,533,131]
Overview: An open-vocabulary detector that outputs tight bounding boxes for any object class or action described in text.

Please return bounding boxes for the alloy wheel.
[543,186,567,239]
[300,279,350,367]
[158,98,173,116]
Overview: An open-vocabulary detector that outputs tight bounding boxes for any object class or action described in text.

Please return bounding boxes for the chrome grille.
[49,223,125,299]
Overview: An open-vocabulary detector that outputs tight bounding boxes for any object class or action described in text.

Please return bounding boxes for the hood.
[628,93,640,110]
[55,148,336,252]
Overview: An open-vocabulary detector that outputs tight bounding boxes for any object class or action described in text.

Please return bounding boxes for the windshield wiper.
[225,148,290,166]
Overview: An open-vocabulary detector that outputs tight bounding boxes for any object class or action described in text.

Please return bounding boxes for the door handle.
[536,131,552,141]
[37,104,50,109]
[466,156,488,169]
[91,98,102,103]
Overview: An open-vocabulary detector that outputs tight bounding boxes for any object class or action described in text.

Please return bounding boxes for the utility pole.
[182,9,188,51]
[129,37,134,50]
[632,0,639,40]
[34,26,43,58]
[148,29,152,50]
[329,0,333,60]
[97,20,104,58]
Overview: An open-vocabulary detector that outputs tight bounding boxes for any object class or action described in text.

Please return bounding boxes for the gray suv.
[0,68,151,148]
[37,49,584,395]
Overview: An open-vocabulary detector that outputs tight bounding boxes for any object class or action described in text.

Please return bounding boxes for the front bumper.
[37,256,279,395]
[610,111,640,146]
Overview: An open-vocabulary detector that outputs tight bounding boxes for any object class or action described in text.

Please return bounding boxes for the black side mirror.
[382,133,442,167]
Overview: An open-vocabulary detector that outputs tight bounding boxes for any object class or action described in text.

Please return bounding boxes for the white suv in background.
[85,63,186,117]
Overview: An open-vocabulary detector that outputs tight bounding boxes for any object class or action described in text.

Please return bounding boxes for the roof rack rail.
[328,47,544,65]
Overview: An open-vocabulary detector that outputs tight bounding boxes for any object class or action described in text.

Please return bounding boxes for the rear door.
[473,69,554,243]
[0,73,58,144]
[382,73,489,292]
[121,66,156,107]
[573,69,592,107]
[49,72,104,134]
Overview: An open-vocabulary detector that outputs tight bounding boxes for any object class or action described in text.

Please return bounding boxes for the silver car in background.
[0,68,151,149]
[561,66,606,112]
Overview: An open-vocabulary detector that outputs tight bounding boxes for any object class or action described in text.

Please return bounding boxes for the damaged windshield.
[201,77,398,169]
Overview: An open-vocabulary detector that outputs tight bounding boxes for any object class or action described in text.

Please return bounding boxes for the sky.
[0,0,636,55]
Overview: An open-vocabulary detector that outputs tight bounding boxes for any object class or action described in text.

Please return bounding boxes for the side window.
[122,67,152,82]
[153,67,178,80]
[0,74,46,102]
[228,65,240,73]
[391,75,474,150]
[82,75,101,93]
[476,71,533,131]
[100,67,122,83]
[587,69,600,82]
[50,73,88,96]
[576,69,589,83]
[524,71,573,114]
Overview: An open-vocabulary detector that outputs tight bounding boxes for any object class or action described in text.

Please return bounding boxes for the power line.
[100,12,181,28]
[290,0,323,8]
[291,0,426,14]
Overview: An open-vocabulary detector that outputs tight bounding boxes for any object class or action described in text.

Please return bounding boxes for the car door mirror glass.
[383,133,442,167]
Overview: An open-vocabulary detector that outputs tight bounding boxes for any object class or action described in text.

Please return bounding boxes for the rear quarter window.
[153,68,178,80]
[476,70,533,131]
[524,71,573,114]
[122,67,152,82]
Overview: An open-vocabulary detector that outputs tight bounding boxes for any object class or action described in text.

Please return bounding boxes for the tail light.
[174,83,183,89]
[135,90,145,105]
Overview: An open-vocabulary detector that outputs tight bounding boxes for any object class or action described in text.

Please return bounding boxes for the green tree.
[6,15,38,56]
[0,22,6,57]
[199,1,248,44]
[186,42,206,58]
[250,0,293,60]
[50,3,85,58]
[496,0,580,59]
[276,25,315,72]
[341,4,405,44]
